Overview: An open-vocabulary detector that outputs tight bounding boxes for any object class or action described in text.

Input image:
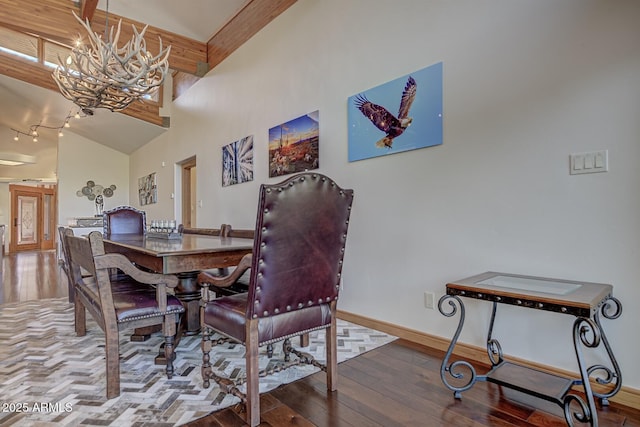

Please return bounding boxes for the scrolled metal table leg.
[563,393,592,427]
[589,296,623,406]
[568,316,600,427]
[486,301,503,367]
[438,294,480,399]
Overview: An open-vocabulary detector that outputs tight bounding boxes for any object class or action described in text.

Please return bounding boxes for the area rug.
[0,298,395,426]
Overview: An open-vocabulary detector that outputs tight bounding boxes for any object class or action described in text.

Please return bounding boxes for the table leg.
[485,301,504,366]
[174,271,202,335]
[563,296,623,426]
[566,317,600,426]
[438,294,483,398]
[591,296,623,406]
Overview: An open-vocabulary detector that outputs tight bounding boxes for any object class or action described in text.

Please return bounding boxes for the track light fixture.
[10,110,87,142]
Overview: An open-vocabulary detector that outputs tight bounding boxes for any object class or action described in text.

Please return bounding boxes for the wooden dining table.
[103,233,254,335]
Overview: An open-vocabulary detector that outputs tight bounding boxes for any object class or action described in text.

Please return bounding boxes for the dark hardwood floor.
[2,250,639,426]
[188,337,640,427]
[0,249,67,304]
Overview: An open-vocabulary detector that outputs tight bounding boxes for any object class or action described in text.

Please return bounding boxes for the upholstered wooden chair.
[64,229,185,399]
[59,226,129,301]
[103,205,146,236]
[199,173,354,426]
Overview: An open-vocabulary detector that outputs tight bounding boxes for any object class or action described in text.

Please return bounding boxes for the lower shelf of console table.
[487,362,574,405]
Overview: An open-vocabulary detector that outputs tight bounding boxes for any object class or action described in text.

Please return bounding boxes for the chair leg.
[283,338,291,362]
[299,333,309,347]
[74,295,86,336]
[163,314,177,379]
[326,303,337,391]
[201,326,212,388]
[267,343,274,358]
[245,319,260,427]
[105,327,120,399]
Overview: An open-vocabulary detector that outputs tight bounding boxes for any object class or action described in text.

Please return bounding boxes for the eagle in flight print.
[354,76,417,149]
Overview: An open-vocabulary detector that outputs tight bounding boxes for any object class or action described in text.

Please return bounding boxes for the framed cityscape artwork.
[348,62,443,162]
[268,110,319,178]
[222,135,254,187]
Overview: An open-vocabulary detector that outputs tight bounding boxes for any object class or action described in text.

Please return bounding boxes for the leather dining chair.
[199,173,354,426]
[103,205,146,236]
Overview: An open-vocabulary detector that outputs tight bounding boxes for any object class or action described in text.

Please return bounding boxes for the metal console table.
[438,272,622,427]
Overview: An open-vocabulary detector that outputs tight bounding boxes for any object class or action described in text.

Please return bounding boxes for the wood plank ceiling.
[0,0,296,127]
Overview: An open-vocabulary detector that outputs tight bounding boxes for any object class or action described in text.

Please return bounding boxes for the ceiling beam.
[89,9,208,76]
[207,0,298,70]
[0,50,166,127]
[0,0,207,75]
[171,0,298,99]
[0,0,298,123]
[80,0,98,21]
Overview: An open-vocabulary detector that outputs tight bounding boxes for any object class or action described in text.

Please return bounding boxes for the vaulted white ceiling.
[97,0,247,43]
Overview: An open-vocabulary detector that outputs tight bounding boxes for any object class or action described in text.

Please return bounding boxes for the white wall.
[130,0,640,389]
[57,131,130,224]
[0,127,128,250]
[127,131,178,222]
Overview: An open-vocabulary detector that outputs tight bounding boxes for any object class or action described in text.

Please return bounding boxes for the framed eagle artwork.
[347,62,443,162]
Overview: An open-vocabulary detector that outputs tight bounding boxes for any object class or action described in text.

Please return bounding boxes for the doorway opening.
[9,184,57,253]
[180,157,197,228]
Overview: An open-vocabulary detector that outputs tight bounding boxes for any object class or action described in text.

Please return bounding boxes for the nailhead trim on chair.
[256,324,328,347]
[206,323,330,348]
[117,307,184,323]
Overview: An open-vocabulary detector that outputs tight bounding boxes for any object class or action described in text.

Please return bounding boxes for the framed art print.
[348,62,443,162]
[138,172,157,205]
[269,110,319,178]
[222,135,254,187]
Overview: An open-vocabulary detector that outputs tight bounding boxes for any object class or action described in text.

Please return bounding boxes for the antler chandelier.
[52,1,171,114]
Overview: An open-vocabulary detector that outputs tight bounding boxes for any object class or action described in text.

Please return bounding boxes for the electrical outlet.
[424,292,435,309]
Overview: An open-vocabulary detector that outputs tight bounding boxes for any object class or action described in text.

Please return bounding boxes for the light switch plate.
[570,150,608,175]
